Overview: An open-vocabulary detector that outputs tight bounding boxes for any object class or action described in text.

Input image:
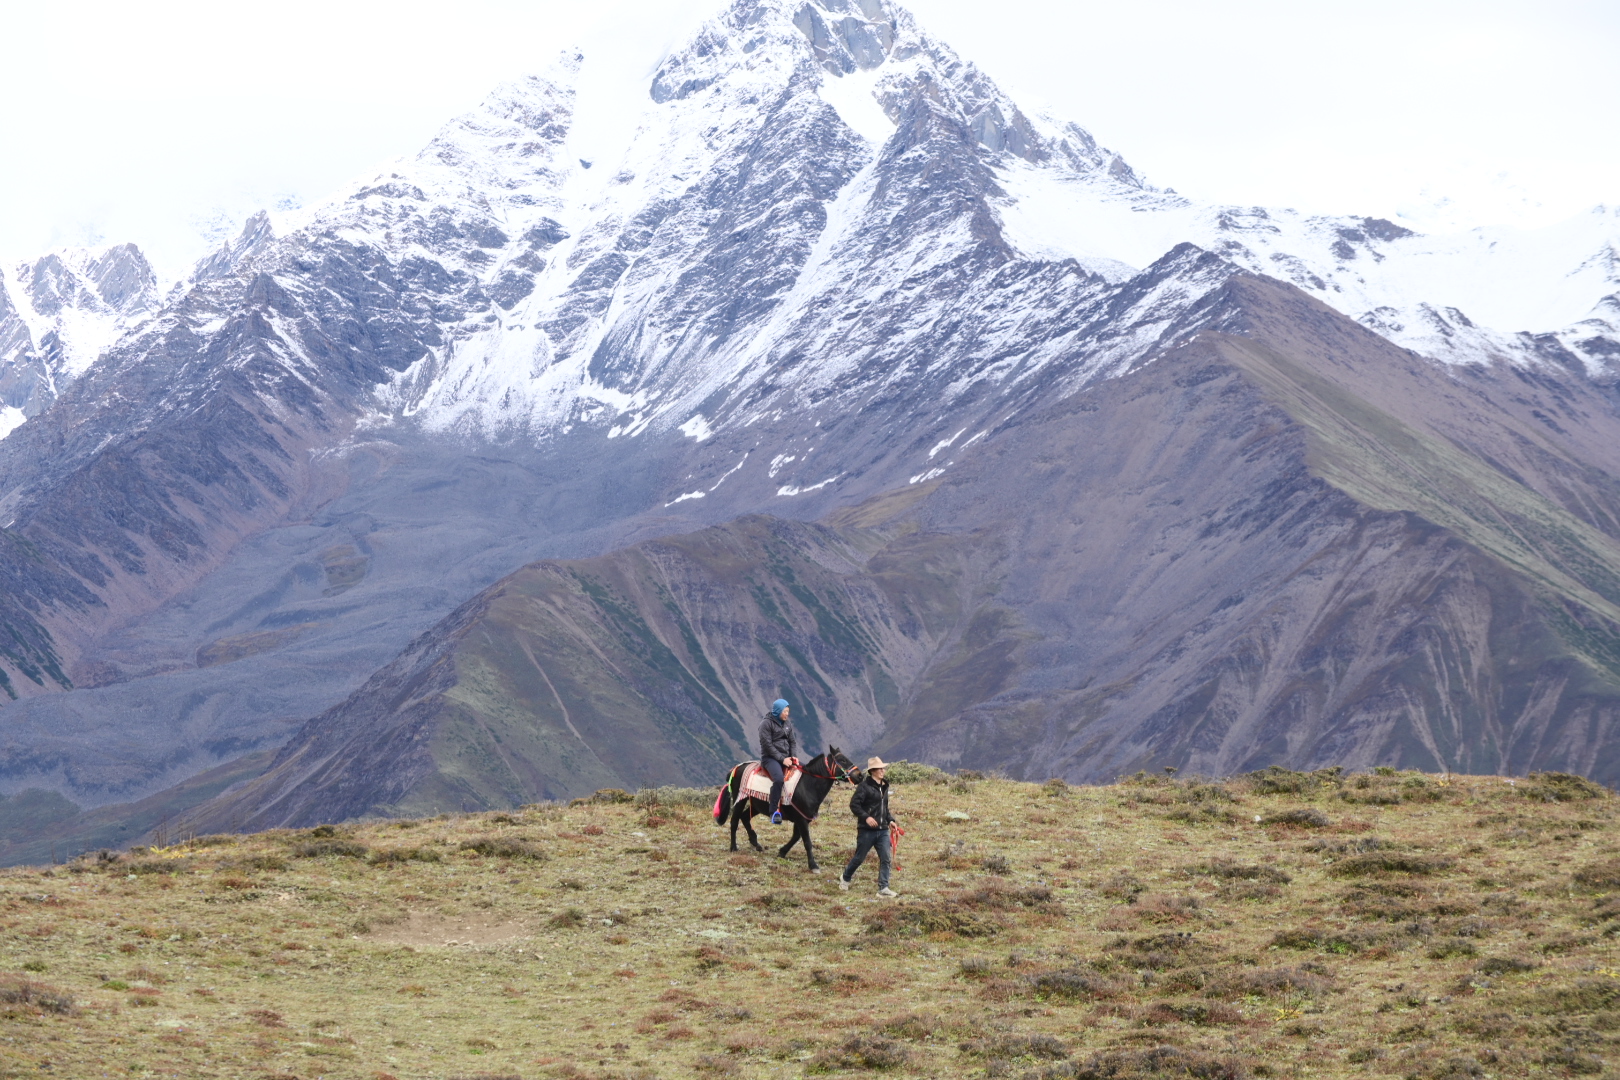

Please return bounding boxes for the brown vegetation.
[1,768,1618,1078]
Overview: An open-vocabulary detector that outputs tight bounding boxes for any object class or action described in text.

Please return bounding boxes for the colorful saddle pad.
[740,761,803,804]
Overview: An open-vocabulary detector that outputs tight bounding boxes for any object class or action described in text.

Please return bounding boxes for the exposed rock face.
[181,273,1620,830]
[0,244,159,417]
[1,0,1619,849]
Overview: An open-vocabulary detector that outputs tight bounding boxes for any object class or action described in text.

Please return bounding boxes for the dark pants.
[842,826,891,889]
[762,757,786,816]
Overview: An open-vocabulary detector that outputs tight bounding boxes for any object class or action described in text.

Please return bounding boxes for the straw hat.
[866,756,888,771]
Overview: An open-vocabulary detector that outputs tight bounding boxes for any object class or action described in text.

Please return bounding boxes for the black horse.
[714,746,860,872]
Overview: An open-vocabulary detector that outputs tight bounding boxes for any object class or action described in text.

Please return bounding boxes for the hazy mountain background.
[0,0,1616,861]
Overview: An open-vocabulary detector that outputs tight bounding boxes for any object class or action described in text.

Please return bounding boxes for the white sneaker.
[877,887,898,898]
[838,877,850,891]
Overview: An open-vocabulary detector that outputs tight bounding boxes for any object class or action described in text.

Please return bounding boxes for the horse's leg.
[776,822,799,860]
[804,824,820,873]
[743,802,764,852]
[729,804,741,852]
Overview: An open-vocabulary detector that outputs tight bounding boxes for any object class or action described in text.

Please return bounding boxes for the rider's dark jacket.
[848,774,892,830]
[758,710,798,762]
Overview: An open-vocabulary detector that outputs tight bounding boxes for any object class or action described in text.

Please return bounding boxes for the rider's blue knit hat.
[771,699,790,715]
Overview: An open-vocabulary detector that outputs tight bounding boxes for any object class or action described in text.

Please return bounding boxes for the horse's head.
[826,745,860,785]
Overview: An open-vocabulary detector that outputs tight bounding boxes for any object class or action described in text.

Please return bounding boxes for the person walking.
[757,698,799,825]
[840,756,897,897]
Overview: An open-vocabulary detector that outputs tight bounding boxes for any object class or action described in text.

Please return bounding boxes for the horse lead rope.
[889,823,905,872]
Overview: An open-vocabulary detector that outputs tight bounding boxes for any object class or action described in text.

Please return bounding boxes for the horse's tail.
[713,764,742,824]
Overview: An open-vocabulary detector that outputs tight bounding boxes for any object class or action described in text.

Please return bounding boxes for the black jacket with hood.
[757,710,798,762]
[849,774,892,830]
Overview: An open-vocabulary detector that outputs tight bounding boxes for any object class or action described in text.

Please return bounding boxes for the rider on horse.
[758,699,799,825]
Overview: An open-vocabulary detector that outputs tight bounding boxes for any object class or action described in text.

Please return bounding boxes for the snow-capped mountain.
[218,0,1619,450]
[0,243,159,431]
[1,0,1618,854]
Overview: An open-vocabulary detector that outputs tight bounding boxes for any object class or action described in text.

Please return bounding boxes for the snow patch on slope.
[818,68,895,147]
[0,406,26,441]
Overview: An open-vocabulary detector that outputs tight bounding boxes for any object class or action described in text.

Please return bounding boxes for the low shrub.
[952,881,1061,913]
[1164,805,1239,825]
[1262,808,1330,828]
[458,837,547,860]
[0,978,74,1015]
[1270,926,1375,954]
[293,840,370,859]
[233,854,288,872]
[1426,939,1478,960]
[1475,957,1536,975]
[1326,853,1452,878]
[1143,1000,1244,1025]
[748,890,805,912]
[369,846,442,865]
[1198,860,1291,885]
[1540,1049,1605,1075]
[1213,965,1332,999]
[1522,772,1608,802]
[874,1012,973,1041]
[1109,932,1216,968]
[864,903,1003,939]
[1027,970,1125,1001]
[807,1035,909,1072]
[885,761,946,784]
[1305,837,1390,855]
[1572,860,1620,891]
[1534,979,1620,1013]
[1245,766,1341,795]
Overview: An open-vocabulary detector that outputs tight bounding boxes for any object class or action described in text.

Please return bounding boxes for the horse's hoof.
[808,867,823,875]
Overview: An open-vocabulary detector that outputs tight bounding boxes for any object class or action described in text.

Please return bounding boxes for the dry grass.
[2,769,1619,1078]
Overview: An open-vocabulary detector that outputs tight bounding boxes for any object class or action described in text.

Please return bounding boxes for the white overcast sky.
[2,0,1616,278]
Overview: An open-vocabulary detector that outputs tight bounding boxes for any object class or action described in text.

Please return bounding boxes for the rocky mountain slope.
[0,244,160,426]
[0,0,1617,848]
[183,270,1620,831]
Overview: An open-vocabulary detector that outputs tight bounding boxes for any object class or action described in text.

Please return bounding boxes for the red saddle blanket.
[739,761,803,804]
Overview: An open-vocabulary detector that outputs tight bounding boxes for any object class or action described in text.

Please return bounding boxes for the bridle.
[802,751,859,786]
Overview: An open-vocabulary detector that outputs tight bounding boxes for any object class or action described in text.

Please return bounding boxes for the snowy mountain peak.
[0,241,159,427]
[417,60,579,198]
[7,0,1615,460]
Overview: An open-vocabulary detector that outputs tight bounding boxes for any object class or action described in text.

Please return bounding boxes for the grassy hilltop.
[3,766,1620,1079]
